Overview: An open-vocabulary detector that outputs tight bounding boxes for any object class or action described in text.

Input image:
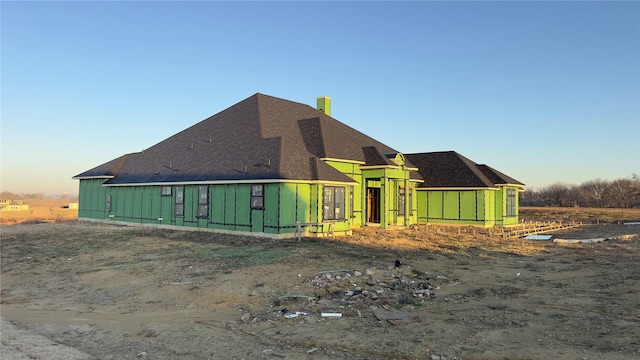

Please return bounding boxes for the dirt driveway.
[1,222,639,359]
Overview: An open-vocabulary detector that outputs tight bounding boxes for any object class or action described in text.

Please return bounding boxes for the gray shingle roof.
[405,151,524,189]
[75,93,415,185]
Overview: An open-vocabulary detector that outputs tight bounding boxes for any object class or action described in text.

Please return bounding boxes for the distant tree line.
[0,191,78,201]
[520,175,640,208]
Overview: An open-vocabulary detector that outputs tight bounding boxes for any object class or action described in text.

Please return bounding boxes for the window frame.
[175,186,184,217]
[506,188,516,217]
[251,184,264,210]
[197,185,209,219]
[323,186,346,221]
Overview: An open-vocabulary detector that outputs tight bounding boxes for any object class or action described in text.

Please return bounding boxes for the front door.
[367,187,380,223]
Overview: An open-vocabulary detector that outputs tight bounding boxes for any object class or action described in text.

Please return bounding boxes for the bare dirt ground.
[1,214,639,359]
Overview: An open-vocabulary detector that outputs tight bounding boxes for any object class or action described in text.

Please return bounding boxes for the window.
[175,186,184,217]
[106,194,111,212]
[506,188,516,217]
[251,185,264,209]
[398,186,414,216]
[398,187,406,216]
[323,186,345,220]
[198,185,209,218]
[161,186,172,196]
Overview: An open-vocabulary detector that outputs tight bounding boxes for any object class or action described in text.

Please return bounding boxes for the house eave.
[360,165,402,170]
[319,157,366,165]
[497,183,527,189]
[72,175,115,180]
[416,186,500,191]
[101,178,358,187]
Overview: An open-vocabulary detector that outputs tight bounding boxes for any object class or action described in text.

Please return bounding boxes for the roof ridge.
[451,152,495,187]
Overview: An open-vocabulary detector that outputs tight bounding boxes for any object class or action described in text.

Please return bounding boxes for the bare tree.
[580,179,608,207]
[604,178,640,208]
[520,175,640,208]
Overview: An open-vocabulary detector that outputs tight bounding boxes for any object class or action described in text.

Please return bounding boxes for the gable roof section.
[404,151,524,189]
[74,93,412,185]
[476,164,524,186]
[362,146,397,166]
[74,154,130,179]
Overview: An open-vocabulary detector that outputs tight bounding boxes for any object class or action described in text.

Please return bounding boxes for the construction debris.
[267,266,443,326]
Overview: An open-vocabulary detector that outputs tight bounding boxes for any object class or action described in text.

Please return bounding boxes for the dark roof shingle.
[405,151,524,189]
[74,93,414,184]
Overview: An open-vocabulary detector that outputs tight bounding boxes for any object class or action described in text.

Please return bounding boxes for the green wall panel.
[429,191,444,220]
[78,179,108,219]
[211,186,225,225]
[460,191,477,221]
[132,187,142,222]
[279,183,297,228]
[443,192,459,220]
[224,185,237,229]
[142,187,152,222]
[296,183,312,225]
[264,184,280,233]
[234,184,251,229]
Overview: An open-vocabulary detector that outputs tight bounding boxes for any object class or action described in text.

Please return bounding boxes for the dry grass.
[0,200,78,225]
[342,224,547,256]
[520,206,640,224]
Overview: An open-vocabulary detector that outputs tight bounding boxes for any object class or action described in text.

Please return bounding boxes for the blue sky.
[2,1,639,195]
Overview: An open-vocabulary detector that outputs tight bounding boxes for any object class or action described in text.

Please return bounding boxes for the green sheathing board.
[296,183,312,226]
[78,178,108,219]
[494,187,504,226]
[485,190,496,226]
[263,184,280,234]
[279,183,298,232]
[417,189,497,227]
[235,184,251,231]
[459,191,477,221]
[78,179,354,237]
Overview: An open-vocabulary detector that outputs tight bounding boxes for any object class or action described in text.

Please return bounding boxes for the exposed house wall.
[494,186,521,226]
[77,179,355,238]
[415,186,522,227]
[416,189,497,227]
